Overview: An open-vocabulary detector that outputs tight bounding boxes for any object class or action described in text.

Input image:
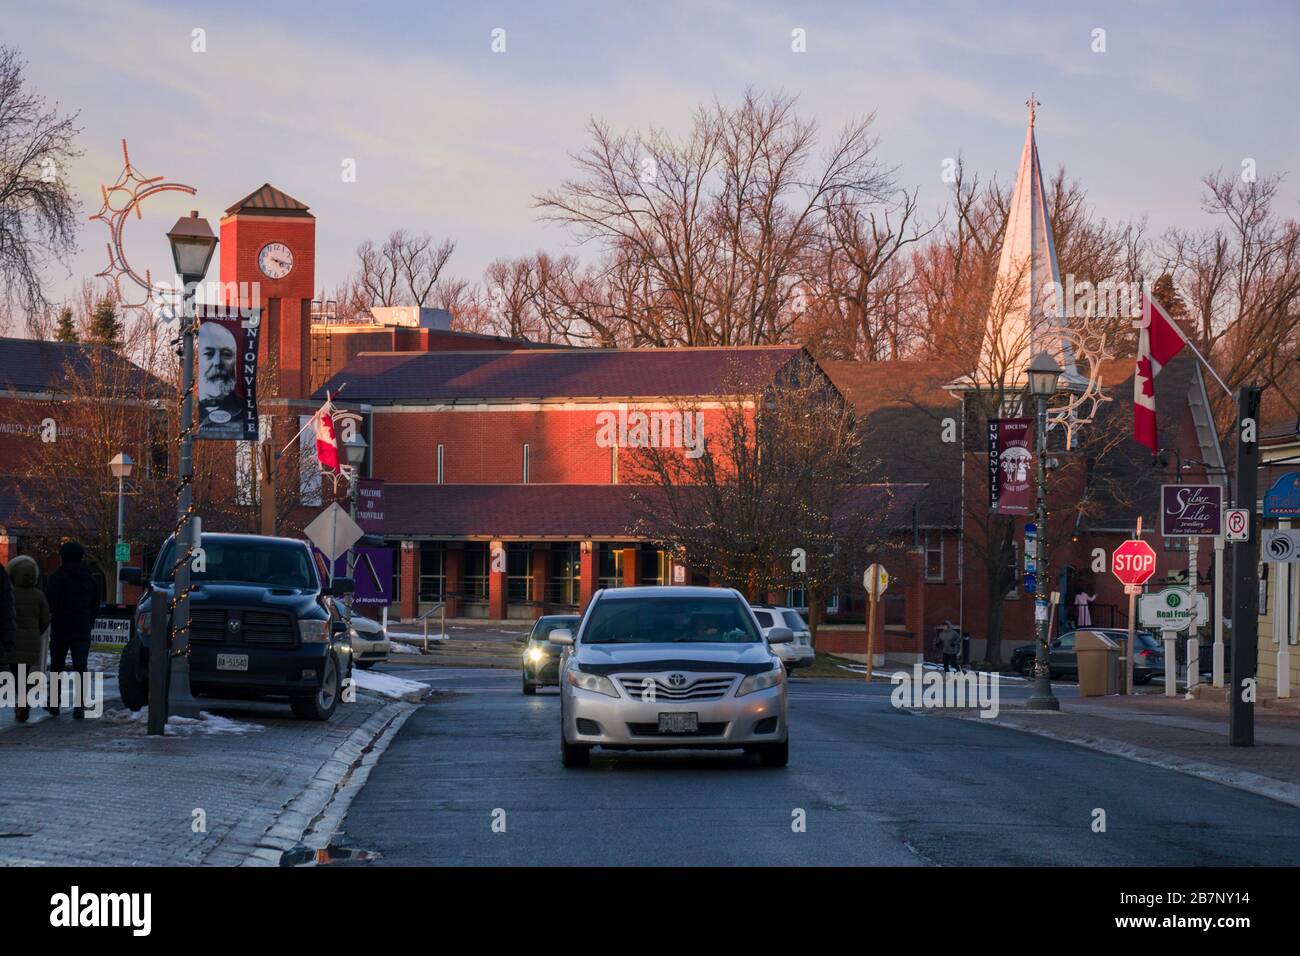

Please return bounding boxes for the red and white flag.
[314,395,339,472]
[1133,292,1189,453]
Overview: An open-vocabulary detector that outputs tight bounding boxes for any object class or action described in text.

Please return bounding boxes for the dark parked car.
[519,614,580,694]
[118,533,355,720]
[1011,628,1164,685]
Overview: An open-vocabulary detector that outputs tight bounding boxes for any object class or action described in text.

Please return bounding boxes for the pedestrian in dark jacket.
[0,561,16,683]
[45,541,100,718]
[938,620,962,673]
[5,555,50,722]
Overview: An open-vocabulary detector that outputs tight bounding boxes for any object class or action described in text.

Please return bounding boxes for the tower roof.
[977,97,1079,387]
[224,183,313,217]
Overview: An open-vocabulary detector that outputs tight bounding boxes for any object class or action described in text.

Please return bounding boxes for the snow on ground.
[102,707,265,735]
[350,668,429,701]
[389,641,423,655]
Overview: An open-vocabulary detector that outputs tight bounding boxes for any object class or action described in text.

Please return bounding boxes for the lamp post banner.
[1160,483,1223,537]
[988,418,1032,515]
[195,306,261,441]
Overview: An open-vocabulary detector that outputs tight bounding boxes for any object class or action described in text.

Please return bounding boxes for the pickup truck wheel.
[291,653,340,721]
[118,638,148,711]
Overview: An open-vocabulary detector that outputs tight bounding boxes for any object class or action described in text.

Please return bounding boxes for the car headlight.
[299,619,330,643]
[566,665,619,698]
[527,646,546,663]
[737,664,785,697]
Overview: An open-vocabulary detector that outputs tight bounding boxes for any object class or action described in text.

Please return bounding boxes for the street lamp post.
[149,211,218,736]
[1026,351,1063,712]
[342,432,368,621]
[110,452,134,603]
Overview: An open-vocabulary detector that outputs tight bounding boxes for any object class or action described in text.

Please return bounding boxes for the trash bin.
[1076,629,1120,697]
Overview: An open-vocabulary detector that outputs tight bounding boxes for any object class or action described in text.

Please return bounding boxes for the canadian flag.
[314,398,339,472]
[1133,292,1189,454]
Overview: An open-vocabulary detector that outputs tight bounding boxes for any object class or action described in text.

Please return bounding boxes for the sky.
[8,0,1300,314]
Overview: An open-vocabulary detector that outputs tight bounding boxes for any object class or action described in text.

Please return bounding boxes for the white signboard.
[1138,586,1209,632]
[1262,529,1300,563]
[1224,508,1250,542]
[863,564,890,598]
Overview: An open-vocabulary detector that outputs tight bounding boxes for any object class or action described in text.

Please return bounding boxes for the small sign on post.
[862,563,889,682]
[1224,508,1250,542]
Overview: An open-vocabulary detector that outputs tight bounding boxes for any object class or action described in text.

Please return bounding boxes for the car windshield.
[532,617,579,641]
[155,538,318,590]
[582,596,761,644]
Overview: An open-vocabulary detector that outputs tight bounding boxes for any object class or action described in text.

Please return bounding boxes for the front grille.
[241,610,296,645]
[627,722,728,737]
[183,608,296,646]
[189,608,227,643]
[616,675,734,701]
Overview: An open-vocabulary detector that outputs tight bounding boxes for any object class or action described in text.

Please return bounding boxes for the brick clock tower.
[219,184,316,400]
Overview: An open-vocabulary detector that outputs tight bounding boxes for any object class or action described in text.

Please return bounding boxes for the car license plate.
[216,654,249,671]
[658,712,698,734]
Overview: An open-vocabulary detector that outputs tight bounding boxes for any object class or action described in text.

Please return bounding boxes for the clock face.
[258,242,294,279]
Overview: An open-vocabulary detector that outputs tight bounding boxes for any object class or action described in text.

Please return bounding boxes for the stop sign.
[1112,539,1157,587]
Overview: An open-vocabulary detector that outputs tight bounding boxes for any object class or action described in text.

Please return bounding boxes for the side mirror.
[767,626,794,644]
[548,628,574,646]
[326,577,356,596]
[515,634,528,644]
[119,566,143,587]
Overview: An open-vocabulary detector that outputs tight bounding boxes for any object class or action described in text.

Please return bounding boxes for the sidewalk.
[0,675,418,866]
[933,691,1300,807]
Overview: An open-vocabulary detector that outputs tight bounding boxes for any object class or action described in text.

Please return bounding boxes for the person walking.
[45,541,100,719]
[0,559,16,710]
[938,619,962,673]
[5,555,50,722]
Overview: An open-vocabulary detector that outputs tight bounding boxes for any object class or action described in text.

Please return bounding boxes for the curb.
[238,698,419,866]
[946,711,1300,810]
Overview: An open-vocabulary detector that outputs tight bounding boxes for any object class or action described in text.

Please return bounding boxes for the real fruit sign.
[1112,539,1157,587]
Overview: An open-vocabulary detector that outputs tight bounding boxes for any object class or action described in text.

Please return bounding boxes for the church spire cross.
[1026,93,1040,127]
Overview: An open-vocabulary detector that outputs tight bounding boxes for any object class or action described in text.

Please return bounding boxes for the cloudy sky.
[11,0,1300,309]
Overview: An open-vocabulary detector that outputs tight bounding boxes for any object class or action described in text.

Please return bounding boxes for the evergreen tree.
[87,297,122,349]
[53,305,77,343]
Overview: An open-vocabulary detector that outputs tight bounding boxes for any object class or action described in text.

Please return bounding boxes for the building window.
[436,444,444,484]
[507,544,533,602]
[461,543,489,603]
[924,530,943,581]
[548,543,581,606]
[522,443,530,484]
[640,547,668,586]
[599,543,632,590]
[418,543,446,603]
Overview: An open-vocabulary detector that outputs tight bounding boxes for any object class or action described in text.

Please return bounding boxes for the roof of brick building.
[0,336,165,397]
[314,345,810,403]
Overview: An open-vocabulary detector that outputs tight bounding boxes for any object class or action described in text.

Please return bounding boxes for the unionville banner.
[196,306,260,441]
[988,418,1033,515]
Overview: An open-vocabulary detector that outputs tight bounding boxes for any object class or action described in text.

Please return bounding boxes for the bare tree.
[0,46,83,330]
[351,229,457,310]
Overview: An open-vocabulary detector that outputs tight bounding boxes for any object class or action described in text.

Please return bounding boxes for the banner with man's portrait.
[196,306,260,441]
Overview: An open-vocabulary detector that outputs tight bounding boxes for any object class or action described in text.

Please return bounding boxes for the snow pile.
[350,668,429,702]
[103,707,265,735]
[389,641,423,655]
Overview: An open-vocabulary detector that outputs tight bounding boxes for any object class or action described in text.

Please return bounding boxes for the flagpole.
[1143,288,1233,400]
[280,383,347,457]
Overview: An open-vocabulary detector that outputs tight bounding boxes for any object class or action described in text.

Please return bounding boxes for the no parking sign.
[1224,508,1249,542]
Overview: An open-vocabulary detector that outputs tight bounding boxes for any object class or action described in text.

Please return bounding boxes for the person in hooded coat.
[45,540,100,718]
[5,555,50,722]
[0,560,15,701]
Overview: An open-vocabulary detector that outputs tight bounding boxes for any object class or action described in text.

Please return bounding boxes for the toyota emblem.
[667,673,686,687]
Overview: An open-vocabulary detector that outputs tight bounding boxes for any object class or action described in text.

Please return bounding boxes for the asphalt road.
[336,665,1300,866]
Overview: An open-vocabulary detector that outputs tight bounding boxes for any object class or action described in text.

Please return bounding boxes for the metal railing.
[419,602,447,652]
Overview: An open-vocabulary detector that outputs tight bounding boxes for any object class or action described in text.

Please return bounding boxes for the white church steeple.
[978,96,1080,388]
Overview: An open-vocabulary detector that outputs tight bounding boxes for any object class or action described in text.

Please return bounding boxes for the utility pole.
[1229,386,1262,746]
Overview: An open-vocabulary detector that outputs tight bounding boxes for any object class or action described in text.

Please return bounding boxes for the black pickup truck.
[118,533,354,720]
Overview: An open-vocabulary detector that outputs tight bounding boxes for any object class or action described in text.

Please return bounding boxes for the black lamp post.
[1026,351,1063,711]
[149,212,217,736]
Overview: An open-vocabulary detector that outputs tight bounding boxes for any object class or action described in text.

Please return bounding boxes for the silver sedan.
[551,586,792,768]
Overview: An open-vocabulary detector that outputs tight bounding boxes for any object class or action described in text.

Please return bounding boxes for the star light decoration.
[1046,325,1114,449]
[88,139,198,315]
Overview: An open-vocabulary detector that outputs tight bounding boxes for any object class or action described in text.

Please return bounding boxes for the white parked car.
[750,605,814,672]
[349,612,390,670]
